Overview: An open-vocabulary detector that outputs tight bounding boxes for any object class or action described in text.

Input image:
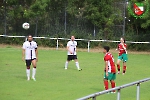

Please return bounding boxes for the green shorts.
[104,72,116,80]
[118,53,128,62]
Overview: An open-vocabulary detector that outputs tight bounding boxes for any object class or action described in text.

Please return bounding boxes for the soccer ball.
[22,22,30,30]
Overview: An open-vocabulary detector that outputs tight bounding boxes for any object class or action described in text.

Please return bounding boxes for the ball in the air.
[22,22,30,30]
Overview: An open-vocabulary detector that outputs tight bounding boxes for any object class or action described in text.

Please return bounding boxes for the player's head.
[103,46,110,53]
[120,37,125,43]
[27,34,33,42]
[71,36,75,41]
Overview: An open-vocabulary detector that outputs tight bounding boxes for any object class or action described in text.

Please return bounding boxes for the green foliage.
[0,0,150,45]
[128,43,150,51]
[27,0,48,18]
[127,0,150,33]
[67,0,115,28]
[0,37,24,45]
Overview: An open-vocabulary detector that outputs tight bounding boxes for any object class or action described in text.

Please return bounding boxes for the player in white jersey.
[65,36,82,71]
[22,35,38,81]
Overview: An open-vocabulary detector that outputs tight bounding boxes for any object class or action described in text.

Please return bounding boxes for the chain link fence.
[0,1,128,40]
[1,0,149,41]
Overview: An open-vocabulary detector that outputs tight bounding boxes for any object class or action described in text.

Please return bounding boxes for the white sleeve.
[22,42,26,49]
[75,41,77,46]
[67,41,70,47]
[35,42,38,49]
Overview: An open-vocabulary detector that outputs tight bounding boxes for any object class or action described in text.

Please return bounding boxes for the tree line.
[0,0,150,50]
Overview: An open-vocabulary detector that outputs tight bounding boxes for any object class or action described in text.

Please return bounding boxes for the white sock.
[26,69,30,78]
[32,68,36,78]
[65,61,68,69]
[75,62,80,69]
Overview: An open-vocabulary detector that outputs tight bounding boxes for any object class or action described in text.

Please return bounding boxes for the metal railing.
[1,35,150,53]
[77,78,150,100]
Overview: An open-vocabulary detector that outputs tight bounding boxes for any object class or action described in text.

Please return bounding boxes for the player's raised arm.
[120,38,126,50]
[121,43,126,50]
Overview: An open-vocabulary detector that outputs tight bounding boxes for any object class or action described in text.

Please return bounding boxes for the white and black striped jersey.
[67,40,77,55]
[23,41,37,60]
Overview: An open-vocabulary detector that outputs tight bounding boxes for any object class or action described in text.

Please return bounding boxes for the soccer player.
[22,35,38,81]
[103,46,116,93]
[116,37,128,75]
[64,36,82,71]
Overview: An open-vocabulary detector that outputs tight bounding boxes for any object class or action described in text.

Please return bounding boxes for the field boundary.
[77,78,150,100]
[0,35,150,53]
[0,44,150,54]
[1,35,150,44]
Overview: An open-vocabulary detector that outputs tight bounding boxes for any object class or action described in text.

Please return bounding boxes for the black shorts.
[25,58,36,67]
[67,55,77,61]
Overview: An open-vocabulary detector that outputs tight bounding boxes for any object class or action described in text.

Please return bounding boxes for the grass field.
[0,46,150,100]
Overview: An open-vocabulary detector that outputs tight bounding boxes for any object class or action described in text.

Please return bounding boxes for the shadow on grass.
[15,75,26,80]
[90,87,103,92]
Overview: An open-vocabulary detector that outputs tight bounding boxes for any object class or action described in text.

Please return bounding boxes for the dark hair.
[28,34,33,38]
[121,37,125,43]
[103,46,110,52]
[26,34,33,41]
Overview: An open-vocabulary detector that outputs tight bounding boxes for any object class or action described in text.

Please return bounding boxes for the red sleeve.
[104,55,109,61]
[125,44,127,48]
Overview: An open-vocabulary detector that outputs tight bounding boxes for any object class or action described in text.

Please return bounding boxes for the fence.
[0,35,150,52]
[77,78,150,100]
[0,1,126,39]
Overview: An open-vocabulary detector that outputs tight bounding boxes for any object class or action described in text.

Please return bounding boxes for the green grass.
[0,47,150,100]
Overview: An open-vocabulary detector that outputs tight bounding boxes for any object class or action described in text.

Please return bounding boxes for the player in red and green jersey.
[103,46,116,93]
[116,37,128,75]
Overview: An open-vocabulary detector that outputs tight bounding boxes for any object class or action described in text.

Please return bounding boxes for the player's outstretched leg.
[117,64,120,74]
[32,60,37,81]
[65,61,69,69]
[123,62,127,75]
[117,59,121,74]
[26,67,30,81]
[104,79,109,90]
[75,62,81,71]
[110,80,116,93]
[32,67,36,81]
[123,66,126,74]
[74,59,82,71]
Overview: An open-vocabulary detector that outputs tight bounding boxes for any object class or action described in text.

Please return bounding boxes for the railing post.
[92,96,96,100]
[25,37,27,41]
[88,41,90,52]
[117,89,121,100]
[136,83,140,100]
[56,38,59,50]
